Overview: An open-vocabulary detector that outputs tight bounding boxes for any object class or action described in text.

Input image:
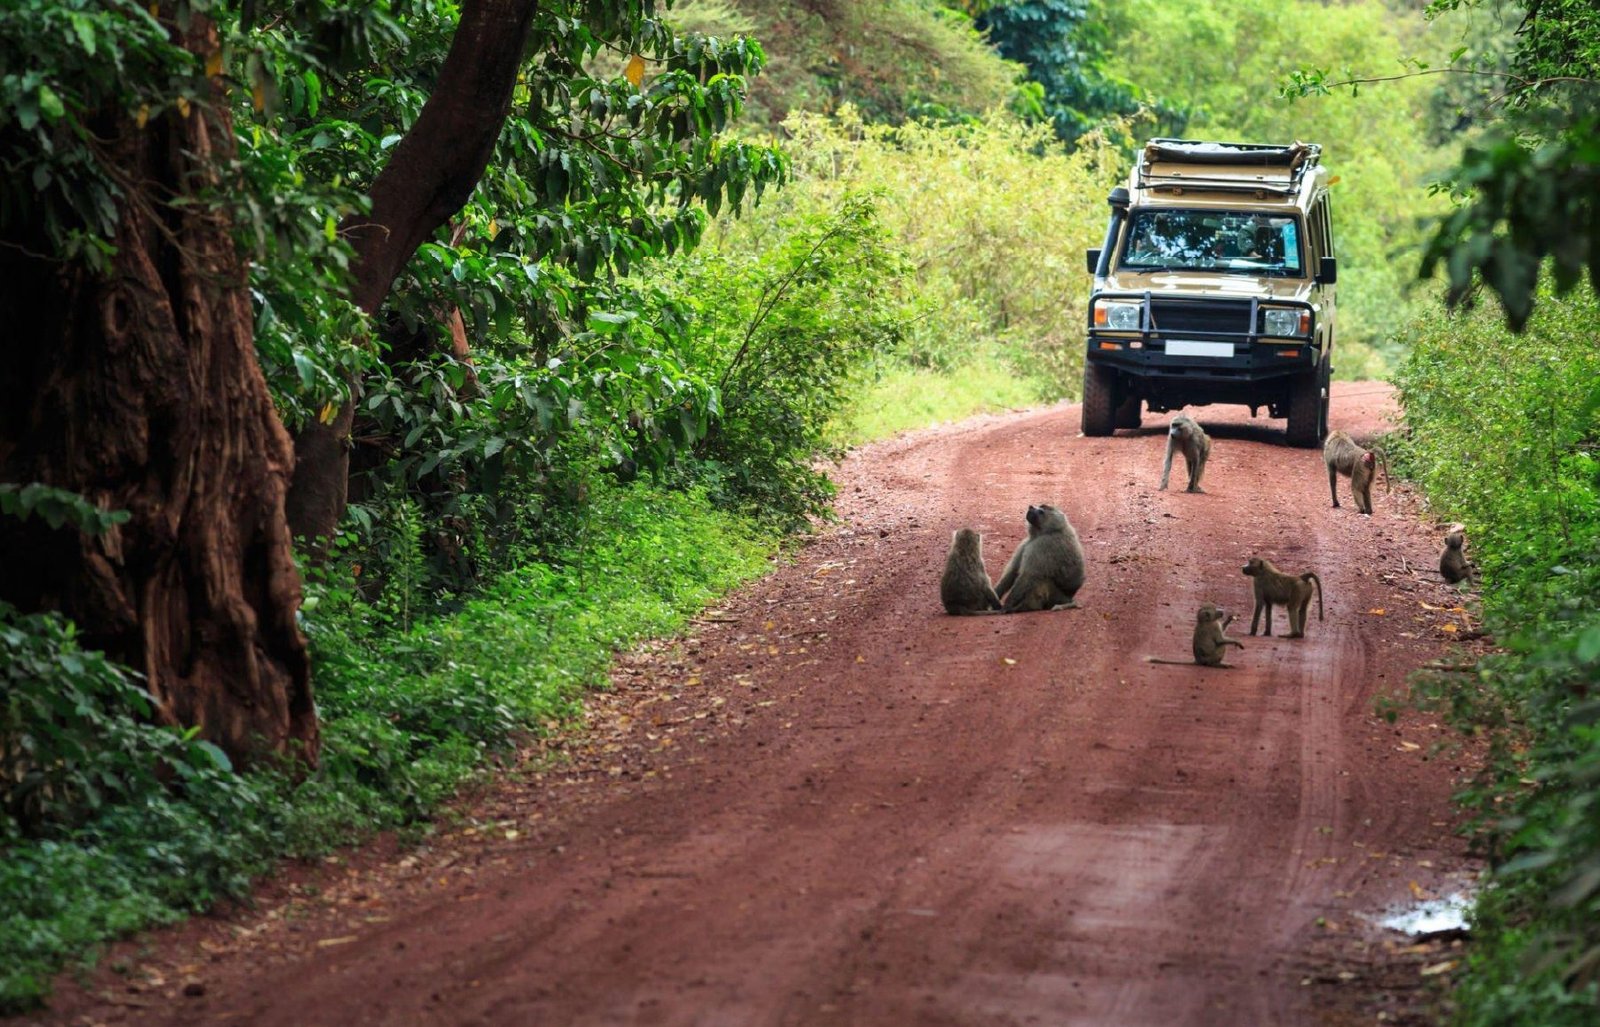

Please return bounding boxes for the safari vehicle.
[1082,138,1337,446]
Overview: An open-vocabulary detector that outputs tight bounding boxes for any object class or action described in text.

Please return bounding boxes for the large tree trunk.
[286,0,540,544]
[0,14,316,767]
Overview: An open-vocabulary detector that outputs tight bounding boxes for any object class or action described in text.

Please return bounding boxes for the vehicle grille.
[1148,299,1251,336]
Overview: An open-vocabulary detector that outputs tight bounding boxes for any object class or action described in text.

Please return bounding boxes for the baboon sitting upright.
[1440,530,1476,584]
[1159,414,1212,493]
[940,528,1002,615]
[995,504,1086,613]
[1146,603,1244,668]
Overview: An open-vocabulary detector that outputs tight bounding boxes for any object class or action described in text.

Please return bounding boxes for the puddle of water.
[1376,892,1474,936]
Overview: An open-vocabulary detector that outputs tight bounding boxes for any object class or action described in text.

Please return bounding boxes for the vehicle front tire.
[1285,364,1326,447]
[1082,362,1116,436]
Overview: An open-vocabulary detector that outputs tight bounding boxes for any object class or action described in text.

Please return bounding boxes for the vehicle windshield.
[1119,209,1304,276]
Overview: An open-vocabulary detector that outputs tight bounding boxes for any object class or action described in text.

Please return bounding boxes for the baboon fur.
[1159,414,1212,493]
[1146,603,1244,668]
[1323,430,1387,515]
[1242,556,1324,639]
[941,528,1002,615]
[1440,530,1476,584]
[995,504,1086,613]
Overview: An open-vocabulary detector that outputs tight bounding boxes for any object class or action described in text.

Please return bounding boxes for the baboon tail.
[1303,572,1324,620]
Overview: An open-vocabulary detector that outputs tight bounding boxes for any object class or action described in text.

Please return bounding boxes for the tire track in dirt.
[28,383,1480,1027]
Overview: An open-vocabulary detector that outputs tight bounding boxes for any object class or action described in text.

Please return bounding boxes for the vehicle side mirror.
[1086,248,1102,274]
[1317,256,1337,285]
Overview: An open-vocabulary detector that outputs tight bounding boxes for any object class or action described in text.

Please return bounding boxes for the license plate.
[1166,340,1234,358]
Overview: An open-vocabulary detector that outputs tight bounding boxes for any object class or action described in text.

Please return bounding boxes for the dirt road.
[35,383,1481,1026]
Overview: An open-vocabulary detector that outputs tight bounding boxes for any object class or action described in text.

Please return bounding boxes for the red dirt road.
[33,383,1481,1026]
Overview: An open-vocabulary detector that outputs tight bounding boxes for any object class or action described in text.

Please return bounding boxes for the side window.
[1307,199,1328,263]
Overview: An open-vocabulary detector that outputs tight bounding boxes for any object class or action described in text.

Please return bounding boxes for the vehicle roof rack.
[1135,139,1322,197]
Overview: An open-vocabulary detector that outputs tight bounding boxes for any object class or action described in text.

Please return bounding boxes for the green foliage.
[976,0,1187,144]
[0,602,276,1011]
[672,195,906,525]
[763,107,1122,396]
[0,484,128,536]
[1392,284,1600,1020]
[835,350,1040,444]
[698,0,1025,128]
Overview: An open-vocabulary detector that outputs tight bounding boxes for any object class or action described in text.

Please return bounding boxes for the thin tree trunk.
[0,13,315,766]
[286,0,540,545]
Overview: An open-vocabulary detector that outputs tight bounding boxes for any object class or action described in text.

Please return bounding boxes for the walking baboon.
[1159,414,1212,493]
[1323,430,1389,514]
[995,504,1086,613]
[940,528,1003,615]
[1440,531,1476,584]
[1242,556,1324,638]
[1146,603,1244,667]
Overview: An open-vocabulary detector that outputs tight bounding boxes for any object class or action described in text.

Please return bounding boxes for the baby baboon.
[1146,603,1244,667]
[1159,414,1212,493]
[940,528,1003,615]
[1242,556,1324,638]
[1439,530,1476,584]
[995,503,1086,613]
[1323,430,1389,514]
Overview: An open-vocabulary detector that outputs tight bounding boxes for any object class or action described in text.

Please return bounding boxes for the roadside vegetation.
[4,0,1567,1015]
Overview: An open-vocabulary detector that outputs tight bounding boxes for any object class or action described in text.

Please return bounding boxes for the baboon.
[995,504,1086,613]
[1159,414,1212,493]
[1146,603,1244,667]
[1323,430,1389,514]
[940,528,1003,615]
[1242,556,1324,638]
[1440,530,1476,584]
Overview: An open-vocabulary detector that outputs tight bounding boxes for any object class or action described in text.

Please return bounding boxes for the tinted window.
[1120,209,1304,276]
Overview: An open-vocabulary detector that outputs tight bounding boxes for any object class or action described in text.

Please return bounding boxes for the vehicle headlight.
[1262,307,1309,337]
[1095,301,1142,330]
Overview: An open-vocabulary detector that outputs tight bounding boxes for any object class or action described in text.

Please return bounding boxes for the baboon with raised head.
[995,504,1086,613]
[1146,603,1244,667]
[940,528,1003,615]
[1242,556,1324,638]
[1440,530,1476,584]
[1159,414,1212,493]
[1323,430,1389,514]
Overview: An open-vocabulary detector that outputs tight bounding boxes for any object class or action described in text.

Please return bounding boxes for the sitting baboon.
[940,528,1002,615]
[1323,430,1389,515]
[995,504,1086,613]
[1146,603,1244,667]
[1242,556,1324,638]
[1440,530,1476,584]
[1159,414,1212,493]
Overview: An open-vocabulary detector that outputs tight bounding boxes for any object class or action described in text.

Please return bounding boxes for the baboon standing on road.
[1160,414,1212,493]
[1323,430,1388,515]
[995,504,1086,613]
[1242,556,1324,638]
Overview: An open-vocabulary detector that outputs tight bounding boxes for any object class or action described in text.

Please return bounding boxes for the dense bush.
[1393,285,1600,1023]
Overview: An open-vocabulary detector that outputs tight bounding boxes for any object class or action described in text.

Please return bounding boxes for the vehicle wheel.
[1114,393,1143,429]
[1285,365,1325,447]
[1082,363,1116,436]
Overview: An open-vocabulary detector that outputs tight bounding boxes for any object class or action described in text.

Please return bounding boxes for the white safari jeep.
[1082,138,1337,446]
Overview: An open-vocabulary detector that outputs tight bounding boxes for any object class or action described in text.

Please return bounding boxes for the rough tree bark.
[285,0,541,544]
[0,14,316,766]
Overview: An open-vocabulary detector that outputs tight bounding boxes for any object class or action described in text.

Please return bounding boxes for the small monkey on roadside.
[1146,603,1244,668]
[1242,556,1324,638]
[940,528,1002,615]
[1323,430,1389,515]
[995,504,1086,613]
[1439,530,1477,584]
[1159,414,1212,493]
